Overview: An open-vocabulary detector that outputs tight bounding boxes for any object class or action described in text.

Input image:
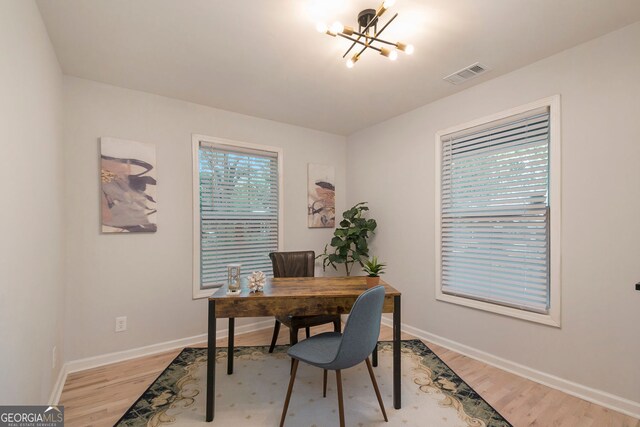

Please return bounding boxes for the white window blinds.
[439,107,550,313]
[198,142,279,289]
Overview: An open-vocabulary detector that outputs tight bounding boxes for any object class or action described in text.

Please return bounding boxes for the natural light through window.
[192,135,283,299]
[435,97,561,326]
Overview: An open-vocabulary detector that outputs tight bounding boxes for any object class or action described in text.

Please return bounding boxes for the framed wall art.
[100,137,157,233]
[308,163,335,228]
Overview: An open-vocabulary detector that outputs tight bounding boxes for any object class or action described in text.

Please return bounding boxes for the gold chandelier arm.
[342,0,391,59]
[337,33,383,53]
[342,38,360,58]
[342,15,380,58]
[351,13,398,60]
[350,31,397,46]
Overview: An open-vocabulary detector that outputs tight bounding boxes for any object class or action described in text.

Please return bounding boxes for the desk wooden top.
[208,276,400,318]
[209,276,400,300]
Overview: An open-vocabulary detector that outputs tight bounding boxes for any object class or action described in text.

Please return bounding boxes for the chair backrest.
[269,251,315,278]
[330,285,385,370]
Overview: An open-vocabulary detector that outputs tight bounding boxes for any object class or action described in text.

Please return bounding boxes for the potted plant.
[318,202,377,276]
[363,256,386,288]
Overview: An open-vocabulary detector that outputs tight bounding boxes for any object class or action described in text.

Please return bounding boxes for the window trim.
[434,96,562,327]
[192,134,284,299]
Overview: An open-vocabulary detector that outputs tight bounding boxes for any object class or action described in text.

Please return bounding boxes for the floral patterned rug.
[116,340,511,426]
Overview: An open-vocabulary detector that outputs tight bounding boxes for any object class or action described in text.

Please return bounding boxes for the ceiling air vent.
[443,62,490,85]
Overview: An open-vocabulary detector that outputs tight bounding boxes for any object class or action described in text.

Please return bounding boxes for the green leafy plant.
[318,202,377,276]
[363,256,386,277]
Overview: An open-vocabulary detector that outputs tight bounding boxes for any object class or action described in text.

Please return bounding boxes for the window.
[192,135,283,299]
[435,96,561,326]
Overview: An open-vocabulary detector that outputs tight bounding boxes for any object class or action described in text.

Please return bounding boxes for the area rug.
[116,340,511,427]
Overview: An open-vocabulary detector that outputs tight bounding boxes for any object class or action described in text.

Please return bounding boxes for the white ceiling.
[37,0,640,135]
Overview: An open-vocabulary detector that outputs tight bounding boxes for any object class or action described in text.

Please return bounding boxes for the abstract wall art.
[308,163,335,228]
[100,137,157,233]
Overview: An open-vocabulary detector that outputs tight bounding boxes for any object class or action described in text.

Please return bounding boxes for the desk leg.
[206,300,216,422]
[227,318,235,375]
[393,295,401,410]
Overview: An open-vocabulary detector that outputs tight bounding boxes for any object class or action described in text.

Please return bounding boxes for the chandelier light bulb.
[381,47,399,60]
[331,21,344,34]
[346,59,355,68]
[396,42,414,55]
[316,22,328,33]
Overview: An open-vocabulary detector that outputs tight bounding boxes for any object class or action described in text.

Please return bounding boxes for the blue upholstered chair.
[279,286,388,427]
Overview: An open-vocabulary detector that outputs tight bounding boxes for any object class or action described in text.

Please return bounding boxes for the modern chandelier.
[316,0,414,68]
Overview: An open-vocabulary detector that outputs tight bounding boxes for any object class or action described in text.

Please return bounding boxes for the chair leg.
[305,326,310,338]
[372,342,378,367]
[365,357,388,422]
[323,369,327,398]
[333,318,341,333]
[269,320,281,353]
[336,370,345,427]
[279,359,299,427]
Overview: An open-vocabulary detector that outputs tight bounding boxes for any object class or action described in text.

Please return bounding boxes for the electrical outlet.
[115,316,127,332]
[52,346,57,369]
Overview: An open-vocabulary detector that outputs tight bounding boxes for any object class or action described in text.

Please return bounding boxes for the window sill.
[435,292,561,327]
[193,286,222,300]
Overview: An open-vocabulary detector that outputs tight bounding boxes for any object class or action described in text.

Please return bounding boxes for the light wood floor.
[60,325,639,427]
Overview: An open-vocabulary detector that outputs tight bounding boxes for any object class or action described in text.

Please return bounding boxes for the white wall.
[62,77,346,361]
[0,1,65,404]
[347,22,640,405]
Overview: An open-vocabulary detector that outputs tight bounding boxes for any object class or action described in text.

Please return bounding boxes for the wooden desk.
[205,276,402,422]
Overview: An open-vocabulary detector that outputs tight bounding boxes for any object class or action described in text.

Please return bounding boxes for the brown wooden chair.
[268,251,341,353]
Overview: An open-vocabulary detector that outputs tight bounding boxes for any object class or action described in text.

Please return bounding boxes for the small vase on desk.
[365,276,380,288]
[227,264,242,295]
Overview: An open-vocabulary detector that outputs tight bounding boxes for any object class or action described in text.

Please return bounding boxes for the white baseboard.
[381,317,640,419]
[49,318,275,404]
[65,333,209,375]
[48,365,68,405]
